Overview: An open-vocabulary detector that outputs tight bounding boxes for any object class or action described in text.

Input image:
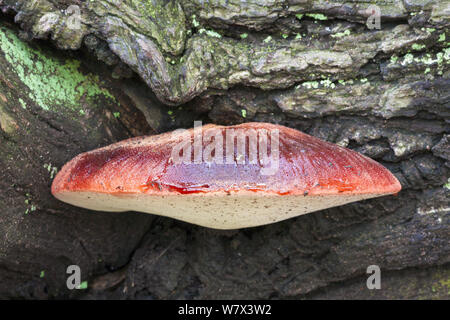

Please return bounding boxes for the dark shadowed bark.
[0,0,448,299]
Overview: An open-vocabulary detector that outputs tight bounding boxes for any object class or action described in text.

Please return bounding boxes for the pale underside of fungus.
[52,122,401,229]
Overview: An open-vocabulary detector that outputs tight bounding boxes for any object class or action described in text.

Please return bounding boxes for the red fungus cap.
[52,122,401,229]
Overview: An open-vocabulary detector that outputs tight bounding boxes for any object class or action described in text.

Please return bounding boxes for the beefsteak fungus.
[52,122,401,229]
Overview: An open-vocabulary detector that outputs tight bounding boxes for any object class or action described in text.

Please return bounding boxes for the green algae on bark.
[89,0,187,56]
[0,26,116,114]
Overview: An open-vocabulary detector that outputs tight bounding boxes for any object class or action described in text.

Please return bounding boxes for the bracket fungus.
[52,122,401,229]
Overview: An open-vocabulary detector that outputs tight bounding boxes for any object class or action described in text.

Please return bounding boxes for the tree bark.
[0,0,448,299]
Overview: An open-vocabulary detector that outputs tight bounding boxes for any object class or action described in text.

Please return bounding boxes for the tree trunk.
[0,0,448,299]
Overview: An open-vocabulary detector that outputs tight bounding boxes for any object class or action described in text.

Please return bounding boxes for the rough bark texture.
[0,0,449,299]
